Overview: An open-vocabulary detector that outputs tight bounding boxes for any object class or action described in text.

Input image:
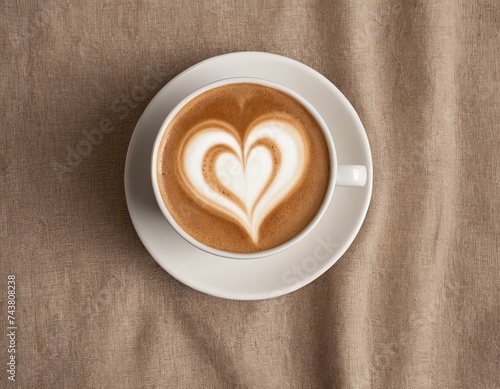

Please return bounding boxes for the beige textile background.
[1,1,499,388]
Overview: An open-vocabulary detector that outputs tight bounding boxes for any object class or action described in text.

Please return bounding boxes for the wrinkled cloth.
[1,1,499,388]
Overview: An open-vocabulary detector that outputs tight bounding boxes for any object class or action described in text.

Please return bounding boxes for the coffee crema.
[157,83,330,253]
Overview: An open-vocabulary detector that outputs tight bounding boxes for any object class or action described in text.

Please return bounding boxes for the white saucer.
[124,52,373,300]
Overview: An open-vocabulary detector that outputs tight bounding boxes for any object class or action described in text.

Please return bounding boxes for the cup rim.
[151,77,337,259]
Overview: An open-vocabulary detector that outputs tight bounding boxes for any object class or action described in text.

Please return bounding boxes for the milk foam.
[182,120,306,242]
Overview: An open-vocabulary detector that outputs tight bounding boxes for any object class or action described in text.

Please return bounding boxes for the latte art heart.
[181,120,306,242]
[157,83,331,253]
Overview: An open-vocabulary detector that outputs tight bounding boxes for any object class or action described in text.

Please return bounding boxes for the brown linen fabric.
[1,0,499,388]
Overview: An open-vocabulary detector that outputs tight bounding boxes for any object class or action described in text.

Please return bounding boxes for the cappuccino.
[157,83,330,253]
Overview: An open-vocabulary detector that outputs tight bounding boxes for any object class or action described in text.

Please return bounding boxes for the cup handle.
[336,165,367,187]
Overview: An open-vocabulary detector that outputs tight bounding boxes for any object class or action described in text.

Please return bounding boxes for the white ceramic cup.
[151,77,367,259]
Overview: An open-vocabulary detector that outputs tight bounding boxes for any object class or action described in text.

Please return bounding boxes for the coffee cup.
[151,77,366,259]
